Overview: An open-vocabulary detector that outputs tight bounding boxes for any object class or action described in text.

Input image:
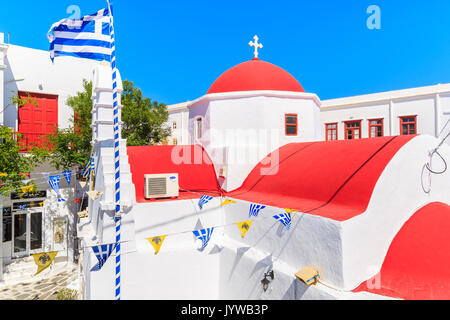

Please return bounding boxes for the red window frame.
[399,115,417,135]
[344,120,362,140]
[368,118,384,138]
[196,117,202,139]
[325,123,338,141]
[285,114,298,136]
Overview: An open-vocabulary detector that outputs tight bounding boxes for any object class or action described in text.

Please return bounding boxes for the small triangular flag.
[39,201,45,207]
[79,181,87,188]
[32,251,58,276]
[236,221,253,238]
[86,190,102,200]
[147,235,167,255]
[75,198,81,203]
[220,199,237,206]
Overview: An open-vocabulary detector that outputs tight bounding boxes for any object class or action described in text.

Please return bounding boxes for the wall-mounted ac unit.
[144,173,179,199]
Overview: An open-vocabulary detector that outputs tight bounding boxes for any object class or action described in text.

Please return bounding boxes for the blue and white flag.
[198,195,213,210]
[81,155,94,179]
[49,175,65,202]
[249,203,266,218]
[193,228,214,251]
[91,243,117,271]
[62,170,72,186]
[273,212,292,230]
[18,203,28,210]
[47,7,112,62]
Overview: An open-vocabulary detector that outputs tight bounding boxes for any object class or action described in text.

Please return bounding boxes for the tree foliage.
[45,78,171,170]
[121,80,170,146]
[0,126,46,196]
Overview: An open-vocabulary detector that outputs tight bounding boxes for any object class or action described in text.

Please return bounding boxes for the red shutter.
[17,92,58,151]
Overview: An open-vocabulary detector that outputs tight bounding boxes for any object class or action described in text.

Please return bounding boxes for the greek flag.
[198,195,213,210]
[62,170,72,186]
[47,7,112,62]
[81,155,94,179]
[273,212,292,230]
[18,203,28,210]
[249,203,266,218]
[91,243,117,271]
[49,175,65,202]
[193,228,214,251]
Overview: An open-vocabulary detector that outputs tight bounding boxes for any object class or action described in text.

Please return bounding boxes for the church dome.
[207,59,305,94]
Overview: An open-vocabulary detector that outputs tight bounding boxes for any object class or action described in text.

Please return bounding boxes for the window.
[172,137,178,145]
[344,120,361,140]
[172,122,177,129]
[196,118,202,139]
[285,114,298,136]
[325,123,338,141]
[369,119,384,137]
[400,116,417,135]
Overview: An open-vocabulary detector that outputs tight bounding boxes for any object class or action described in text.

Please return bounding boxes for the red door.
[17,92,58,151]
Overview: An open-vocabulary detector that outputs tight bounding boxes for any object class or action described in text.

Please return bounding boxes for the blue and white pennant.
[62,170,72,186]
[198,195,213,210]
[91,243,117,271]
[273,212,292,230]
[49,175,65,202]
[193,228,214,251]
[249,203,266,218]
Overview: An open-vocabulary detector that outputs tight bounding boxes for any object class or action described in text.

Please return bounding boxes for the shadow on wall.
[3,57,19,128]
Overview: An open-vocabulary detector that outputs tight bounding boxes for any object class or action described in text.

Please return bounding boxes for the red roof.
[227,135,416,221]
[353,202,450,299]
[127,145,222,202]
[207,59,305,94]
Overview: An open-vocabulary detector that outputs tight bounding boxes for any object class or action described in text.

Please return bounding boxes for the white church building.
[78,37,450,300]
[1,30,450,299]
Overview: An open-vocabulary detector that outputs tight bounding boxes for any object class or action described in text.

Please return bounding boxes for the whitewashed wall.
[2,44,97,130]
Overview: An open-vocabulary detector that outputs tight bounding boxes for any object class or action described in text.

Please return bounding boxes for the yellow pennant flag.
[39,201,45,207]
[147,235,167,255]
[32,251,58,276]
[221,199,237,206]
[285,208,297,214]
[236,221,253,238]
[86,190,102,200]
[21,185,35,193]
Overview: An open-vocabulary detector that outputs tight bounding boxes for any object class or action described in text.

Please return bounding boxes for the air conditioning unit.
[144,173,179,199]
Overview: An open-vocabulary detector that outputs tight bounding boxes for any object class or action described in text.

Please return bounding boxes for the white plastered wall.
[341,135,450,290]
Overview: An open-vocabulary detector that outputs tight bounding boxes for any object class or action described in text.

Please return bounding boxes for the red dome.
[207,59,304,94]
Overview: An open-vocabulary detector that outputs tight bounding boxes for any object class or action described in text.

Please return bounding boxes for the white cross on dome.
[249,35,263,59]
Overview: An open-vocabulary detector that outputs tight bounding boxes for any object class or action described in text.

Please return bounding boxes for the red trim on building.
[353,202,450,299]
[207,59,304,94]
[344,120,362,140]
[227,135,416,221]
[368,118,384,138]
[127,145,222,203]
[399,115,417,135]
[325,123,338,141]
[285,114,298,136]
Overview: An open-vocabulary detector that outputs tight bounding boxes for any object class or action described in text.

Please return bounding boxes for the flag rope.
[106,0,121,301]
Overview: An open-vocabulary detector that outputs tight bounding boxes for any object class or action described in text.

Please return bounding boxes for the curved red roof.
[127,145,222,202]
[227,135,416,221]
[207,59,305,94]
[354,202,450,299]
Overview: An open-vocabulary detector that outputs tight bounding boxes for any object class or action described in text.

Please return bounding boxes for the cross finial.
[249,35,263,60]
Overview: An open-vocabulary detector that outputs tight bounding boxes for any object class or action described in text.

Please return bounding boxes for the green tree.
[45,79,93,170]
[121,80,171,146]
[45,79,171,170]
[0,126,46,196]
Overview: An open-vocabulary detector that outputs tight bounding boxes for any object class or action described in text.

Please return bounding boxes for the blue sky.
[1,1,449,105]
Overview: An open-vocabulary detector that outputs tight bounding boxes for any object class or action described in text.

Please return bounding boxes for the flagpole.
[107,0,121,301]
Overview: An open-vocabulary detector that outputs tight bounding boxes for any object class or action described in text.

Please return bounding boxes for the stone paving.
[0,265,79,300]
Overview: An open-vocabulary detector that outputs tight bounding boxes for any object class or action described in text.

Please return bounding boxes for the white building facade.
[0,33,99,280]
